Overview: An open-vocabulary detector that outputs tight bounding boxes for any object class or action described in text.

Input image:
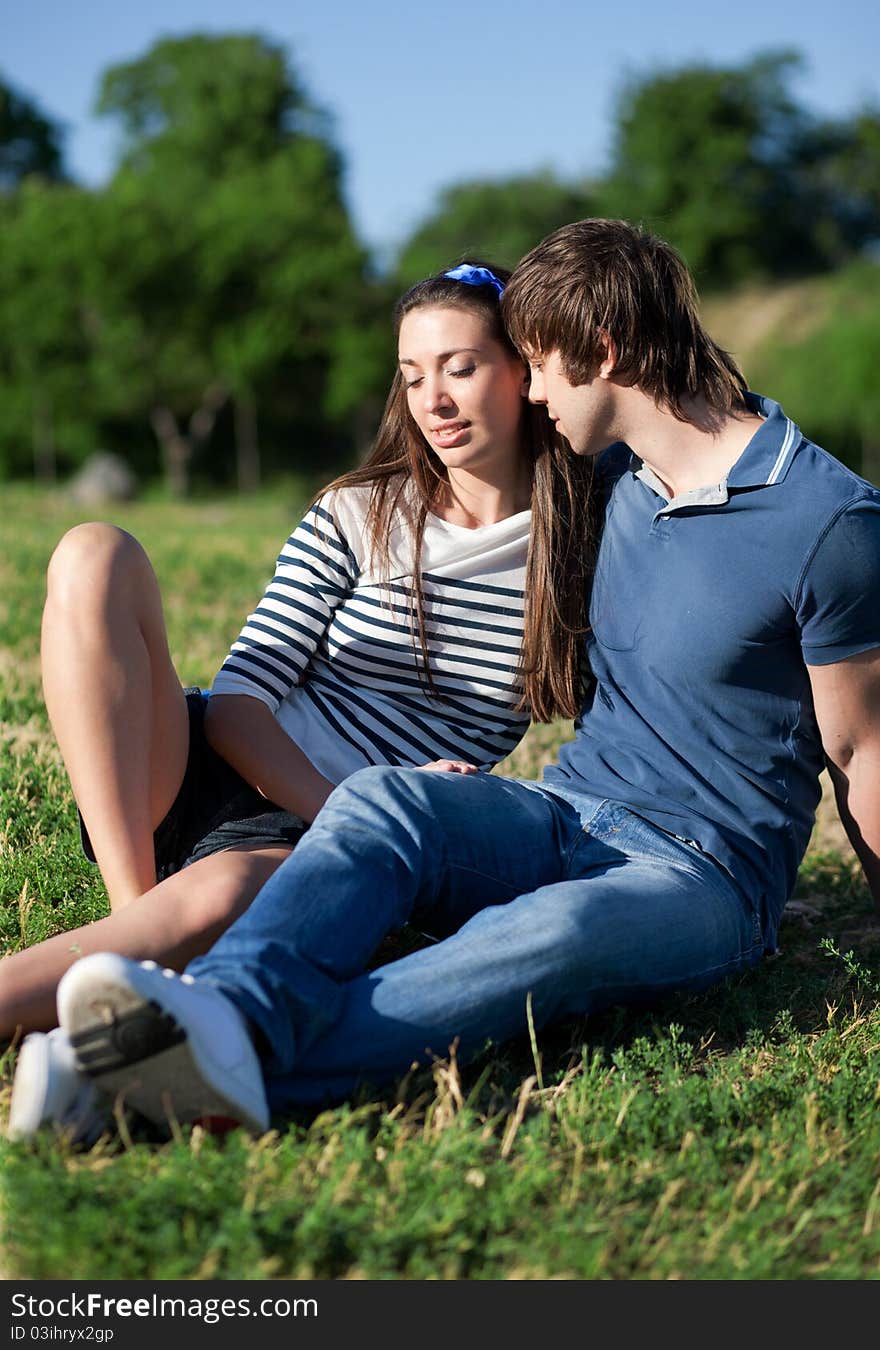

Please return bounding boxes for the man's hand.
[809,648,880,915]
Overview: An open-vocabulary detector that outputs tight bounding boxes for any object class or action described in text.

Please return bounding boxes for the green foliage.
[95,33,333,183]
[395,173,597,285]
[0,183,103,478]
[835,109,880,221]
[0,77,66,189]
[89,35,376,494]
[2,41,880,493]
[793,108,880,263]
[2,491,879,1280]
[602,50,879,289]
[0,36,377,496]
[746,259,880,478]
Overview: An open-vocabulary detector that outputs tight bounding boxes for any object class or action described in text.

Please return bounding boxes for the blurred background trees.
[601,51,878,285]
[1,40,878,492]
[393,174,598,285]
[0,80,66,188]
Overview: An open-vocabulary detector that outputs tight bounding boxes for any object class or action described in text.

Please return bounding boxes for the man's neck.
[624,393,764,500]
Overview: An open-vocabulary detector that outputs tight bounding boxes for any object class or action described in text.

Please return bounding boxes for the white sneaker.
[56,953,269,1135]
[7,1028,111,1145]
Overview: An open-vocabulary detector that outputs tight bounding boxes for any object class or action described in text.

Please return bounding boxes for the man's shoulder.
[744,394,878,509]
[783,434,880,620]
[787,434,880,527]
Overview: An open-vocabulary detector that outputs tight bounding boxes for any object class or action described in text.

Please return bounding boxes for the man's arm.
[808,648,880,914]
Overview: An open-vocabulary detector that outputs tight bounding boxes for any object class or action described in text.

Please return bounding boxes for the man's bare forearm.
[826,752,880,914]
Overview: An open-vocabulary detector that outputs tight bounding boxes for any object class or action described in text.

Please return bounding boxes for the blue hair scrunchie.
[443,264,505,298]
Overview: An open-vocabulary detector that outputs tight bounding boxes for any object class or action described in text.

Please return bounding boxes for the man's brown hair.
[502,218,748,420]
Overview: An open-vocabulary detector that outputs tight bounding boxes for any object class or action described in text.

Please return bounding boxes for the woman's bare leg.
[40,522,190,909]
[0,846,293,1038]
[19,526,293,1038]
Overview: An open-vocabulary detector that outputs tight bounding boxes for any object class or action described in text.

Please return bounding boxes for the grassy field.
[1,484,879,1281]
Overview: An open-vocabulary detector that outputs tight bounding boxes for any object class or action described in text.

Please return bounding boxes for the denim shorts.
[79,688,308,881]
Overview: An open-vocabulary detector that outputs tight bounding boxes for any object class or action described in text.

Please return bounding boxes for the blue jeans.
[187,766,764,1109]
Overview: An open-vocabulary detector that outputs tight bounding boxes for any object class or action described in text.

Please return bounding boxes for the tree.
[91,34,375,494]
[79,178,223,495]
[603,51,875,288]
[0,78,66,189]
[95,33,334,184]
[0,183,98,480]
[195,138,372,490]
[795,109,880,262]
[394,173,597,284]
[0,86,92,481]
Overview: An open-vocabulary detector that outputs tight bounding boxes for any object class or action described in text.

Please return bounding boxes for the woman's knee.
[45,523,150,613]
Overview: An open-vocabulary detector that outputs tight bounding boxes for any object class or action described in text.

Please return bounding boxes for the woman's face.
[398,305,528,475]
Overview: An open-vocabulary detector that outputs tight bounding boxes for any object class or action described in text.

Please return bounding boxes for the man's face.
[525,349,616,457]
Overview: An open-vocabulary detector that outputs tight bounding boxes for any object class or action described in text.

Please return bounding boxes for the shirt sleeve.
[797,496,880,666]
[210,493,361,710]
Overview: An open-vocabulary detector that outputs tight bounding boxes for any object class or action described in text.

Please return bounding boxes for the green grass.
[2,486,879,1281]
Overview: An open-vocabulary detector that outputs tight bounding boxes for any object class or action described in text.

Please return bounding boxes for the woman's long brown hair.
[319,262,598,723]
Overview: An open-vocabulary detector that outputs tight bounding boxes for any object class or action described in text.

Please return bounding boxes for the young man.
[15,219,880,1136]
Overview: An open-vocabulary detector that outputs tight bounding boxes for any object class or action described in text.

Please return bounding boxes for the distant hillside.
[700,261,880,480]
[701,277,833,377]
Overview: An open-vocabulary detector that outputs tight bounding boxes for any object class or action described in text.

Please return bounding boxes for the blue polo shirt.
[544,395,880,946]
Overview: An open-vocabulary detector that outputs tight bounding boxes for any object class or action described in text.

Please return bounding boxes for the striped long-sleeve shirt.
[210,484,532,784]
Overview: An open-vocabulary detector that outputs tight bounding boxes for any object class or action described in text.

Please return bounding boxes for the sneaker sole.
[60,964,267,1135]
[8,1036,111,1146]
[7,1035,52,1140]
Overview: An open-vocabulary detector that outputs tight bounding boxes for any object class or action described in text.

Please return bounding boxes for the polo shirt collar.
[725,392,802,489]
[629,392,802,514]
[635,463,729,513]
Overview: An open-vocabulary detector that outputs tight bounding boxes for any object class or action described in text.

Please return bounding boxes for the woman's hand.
[417,759,479,774]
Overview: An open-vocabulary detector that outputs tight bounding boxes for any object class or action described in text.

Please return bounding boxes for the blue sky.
[5,0,879,261]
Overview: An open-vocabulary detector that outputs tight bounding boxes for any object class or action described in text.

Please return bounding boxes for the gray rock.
[68,452,138,506]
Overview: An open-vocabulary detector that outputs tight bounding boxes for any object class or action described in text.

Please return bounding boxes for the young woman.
[5,261,596,1138]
